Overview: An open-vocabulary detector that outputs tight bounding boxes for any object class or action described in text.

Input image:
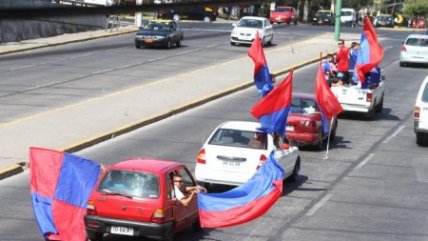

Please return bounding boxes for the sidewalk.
[0,26,360,179]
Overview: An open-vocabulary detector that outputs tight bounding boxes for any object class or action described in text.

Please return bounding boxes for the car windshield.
[290,98,319,114]
[316,11,331,17]
[208,128,267,150]
[98,170,160,199]
[422,83,428,102]
[275,7,290,12]
[405,37,428,47]
[237,19,263,28]
[341,11,353,16]
[378,16,392,20]
[142,22,170,31]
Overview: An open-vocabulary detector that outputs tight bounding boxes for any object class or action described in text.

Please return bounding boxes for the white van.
[83,0,114,6]
[340,8,356,27]
[414,75,428,146]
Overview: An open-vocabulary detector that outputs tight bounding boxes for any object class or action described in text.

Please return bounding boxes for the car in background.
[340,8,357,27]
[84,158,201,241]
[373,14,394,28]
[414,75,428,146]
[411,17,426,29]
[230,16,274,46]
[312,9,335,25]
[399,34,428,66]
[195,121,300,188]
[285,93,338,150]
[158,6,217,22]
[135,19,183,49]
[269,5,298,25]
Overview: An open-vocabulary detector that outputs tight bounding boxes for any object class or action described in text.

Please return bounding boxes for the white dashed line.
[306,194,333,216]
[382,125,405,144]
[355,153,375,169]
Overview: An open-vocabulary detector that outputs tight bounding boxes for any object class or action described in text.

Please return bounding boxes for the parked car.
[269,5,298,25]
[312,10,335,26]
[414,75,428,146]
[340,8,357,27]
[411,17,426,29]
[194,121,301,187]
[399,34,428,66]
[285,93,338,150]
[373,14,394,28]
[230,16,274,46]
[84,158,201,241]
[135,19,183,49]
[158,6,217,22]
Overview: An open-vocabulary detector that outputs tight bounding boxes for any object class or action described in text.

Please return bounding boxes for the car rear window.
[98,170,160,199]
[291,98,319,114]
[208,128,267,150]
[341,11,353,16]
[422,82,428,102]
[275,7,290,12]
[405,37,428,47]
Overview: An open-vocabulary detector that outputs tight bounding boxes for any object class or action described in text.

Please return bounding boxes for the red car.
[285,93,338,150]
[269,6,298,25]
[84,158,201,241]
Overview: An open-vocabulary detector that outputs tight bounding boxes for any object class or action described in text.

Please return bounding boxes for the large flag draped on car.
[353,16,384,85]
[30,147,101,241]
[315,60,343,120]
[251,70,293,138]
[248,31,274,97]
[197,151,284,228]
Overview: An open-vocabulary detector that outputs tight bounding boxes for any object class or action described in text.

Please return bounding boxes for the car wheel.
[192,218,203,232]
[416,133,425,146]
[375,95,384,113]
[315,132,325,151]
[330,119,338,141]
[399,62,406,67]
[176,38,182,47]
[294,20,298,25]
[203,16,211,22]
[230,41,236,46]
[166,39,172,49]
[288,156,300,182]
[287,21,291,25]
[366,106,376,119]
[165,226,175,241]
[135,44,141,49]
[87,231,103,241]
[268,35,273,46]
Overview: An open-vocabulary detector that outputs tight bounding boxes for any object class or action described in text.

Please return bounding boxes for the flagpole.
[323,117,334,160]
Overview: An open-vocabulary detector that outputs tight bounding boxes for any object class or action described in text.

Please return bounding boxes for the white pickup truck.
[330,80,385,119]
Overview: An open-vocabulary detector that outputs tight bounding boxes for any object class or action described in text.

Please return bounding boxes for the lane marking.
[306,193,333,216]
[355,153,375,169]
[382,125,405,144]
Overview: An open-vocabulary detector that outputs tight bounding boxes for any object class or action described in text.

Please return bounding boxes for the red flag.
[315,62,343,120]
[248,31,267,75]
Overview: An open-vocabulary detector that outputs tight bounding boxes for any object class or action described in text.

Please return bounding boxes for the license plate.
[223,161,240,167]
[239,36,252,41]
[286,125,294,131]
[111,226,134,236]
[144,39,153,44]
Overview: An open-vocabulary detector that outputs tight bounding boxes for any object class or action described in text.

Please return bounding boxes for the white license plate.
[286,125,294,131]
[223,161,241,167]
[111,226,134,236]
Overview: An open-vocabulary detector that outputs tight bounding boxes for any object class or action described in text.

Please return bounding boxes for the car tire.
[399,62,406,67]
[192,218,203,232]
[294,20,298,25]
[135,44,141,49]
[166,39,172,49]
[268,35,273,46]
[87,231,103,241]
[165,226,175,241]
[375,95,384,113]
[366,106,376,119]
[330,119,338,141]
[203,16,211,22]
[288,156,300,182]
[230,41,236,46]
[176,38,182,47]
[315,132,325,151]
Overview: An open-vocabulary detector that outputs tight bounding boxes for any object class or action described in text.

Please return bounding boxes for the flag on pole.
[30,147,101,241]
[353,16,384,85]
[315,61,343,120]
[251,70,293,137]
[248,31,274,97]
[197,151,284,228]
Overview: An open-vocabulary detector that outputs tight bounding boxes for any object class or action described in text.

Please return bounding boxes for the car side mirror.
[232,23,237,27]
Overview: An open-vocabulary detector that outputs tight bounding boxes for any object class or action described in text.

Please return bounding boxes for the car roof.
[240,16,267,21]
[406,34,428,39]
[217,121,262,132]
[148,19,174,24]
[293,92,316,99]
[108,158,182,174]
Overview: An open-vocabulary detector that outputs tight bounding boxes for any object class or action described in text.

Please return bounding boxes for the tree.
[404,0,428,16]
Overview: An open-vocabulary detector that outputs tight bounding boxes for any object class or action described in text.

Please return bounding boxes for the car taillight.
[196,149,206,164]
[366,92,372,102]
[415,106,420,119]
[151,208,165,223]
[87,200,97,215]
[303,120,317,131]
[257,154,267,170]
[400,44,406,52]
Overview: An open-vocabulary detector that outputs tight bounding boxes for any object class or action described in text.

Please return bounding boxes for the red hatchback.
[286,93,338,150]
[84,158,200,241]
[269,6,298,25]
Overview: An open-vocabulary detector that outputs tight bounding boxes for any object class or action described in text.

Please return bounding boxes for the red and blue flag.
[30,147,101,241]
[248,31,274,97]
[251,70,293,137]
[353,17,384,85]
[315,60,343,120]
[197,151,284,228]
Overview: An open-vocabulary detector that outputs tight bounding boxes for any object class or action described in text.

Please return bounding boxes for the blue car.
[135,20,184,49]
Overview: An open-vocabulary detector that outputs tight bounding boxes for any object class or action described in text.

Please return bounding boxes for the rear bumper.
[85,214,172,240]
[339,103,371,113]
[400,52,428,64]
[287,132,321,146]
[414,120,428,133]
[195,165,255,186]
[135,38,169,47]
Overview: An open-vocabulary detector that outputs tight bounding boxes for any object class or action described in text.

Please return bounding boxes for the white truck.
[330,80,385,119]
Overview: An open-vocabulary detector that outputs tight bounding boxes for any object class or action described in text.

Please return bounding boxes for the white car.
[195,121,300,187]
[400,34,428,66]
[414,75,428,146]
[340,8,357,27]
[230,16,274,46]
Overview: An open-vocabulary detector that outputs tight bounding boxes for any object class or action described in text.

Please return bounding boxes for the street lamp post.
[334,0,342,41]
[135,0,143,28]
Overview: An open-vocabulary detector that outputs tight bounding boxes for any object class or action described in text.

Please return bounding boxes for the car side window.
[178,167,195,186]
[422,83,428,102]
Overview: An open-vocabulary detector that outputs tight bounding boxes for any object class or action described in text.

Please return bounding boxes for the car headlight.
[231,29,237,35]
[153,35,166,40]
[135,35,144,39]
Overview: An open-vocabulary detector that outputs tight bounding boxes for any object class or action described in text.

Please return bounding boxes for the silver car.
[399,34,428,66]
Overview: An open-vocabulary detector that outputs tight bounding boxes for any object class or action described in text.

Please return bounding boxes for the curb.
[0,162,27,180]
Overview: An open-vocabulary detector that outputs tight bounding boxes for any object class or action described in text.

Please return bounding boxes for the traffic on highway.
[0,15,427,241]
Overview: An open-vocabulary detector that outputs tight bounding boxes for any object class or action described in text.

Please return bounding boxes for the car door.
[272,136,293,178]
[264,19,273,39]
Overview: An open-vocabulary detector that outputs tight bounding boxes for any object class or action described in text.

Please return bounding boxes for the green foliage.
[404,0,428,16]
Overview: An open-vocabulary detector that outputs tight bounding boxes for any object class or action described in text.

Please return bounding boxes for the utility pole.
[135,0,143,28]
[334,0,342,41]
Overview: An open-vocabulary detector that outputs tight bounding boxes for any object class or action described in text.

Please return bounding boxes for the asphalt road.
[0,24,427,241]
